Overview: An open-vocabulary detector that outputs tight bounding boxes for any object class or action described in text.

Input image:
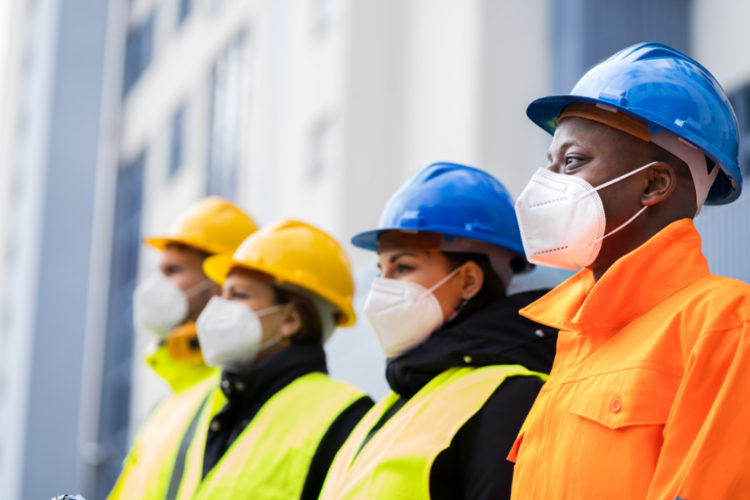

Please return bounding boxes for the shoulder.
[683,274,750,326]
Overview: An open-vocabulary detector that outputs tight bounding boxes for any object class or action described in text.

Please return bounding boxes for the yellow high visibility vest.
[108,376,217,500]
[175,372,365,500]
[145,323,218,393]
[319,365,547,500]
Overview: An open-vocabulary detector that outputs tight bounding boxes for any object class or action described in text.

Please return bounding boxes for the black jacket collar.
[220,342,328,414]
[385,290,558,398]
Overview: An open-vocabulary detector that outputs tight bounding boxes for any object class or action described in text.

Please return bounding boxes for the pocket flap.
[569,368,680,429]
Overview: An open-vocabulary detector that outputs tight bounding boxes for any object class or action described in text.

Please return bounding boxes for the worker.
[108,196,257,500]
[319,163,558,500]
[171,219,373,500]
[510,42,750,499]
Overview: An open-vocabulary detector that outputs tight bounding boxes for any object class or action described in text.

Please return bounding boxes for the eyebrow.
[389,251,419,264]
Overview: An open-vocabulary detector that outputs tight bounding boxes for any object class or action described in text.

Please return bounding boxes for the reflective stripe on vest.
[319,365,547,500]
[176,372,365,500]
[107,376,218,500]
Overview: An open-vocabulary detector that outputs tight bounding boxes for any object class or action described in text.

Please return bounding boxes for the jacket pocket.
[569,367,680,429]
[567,367,682,499]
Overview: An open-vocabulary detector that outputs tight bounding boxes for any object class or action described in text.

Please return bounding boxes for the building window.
[308,116,335,179]
[178,0,192,25]
[94,153,144,499]
[122,14,154,96]
[206,33,249,200]
[170,104,186,178]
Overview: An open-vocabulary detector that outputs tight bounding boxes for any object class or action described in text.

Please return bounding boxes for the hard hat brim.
[351,227,526,259]
[143,236,227,256]
[527,95,742,205]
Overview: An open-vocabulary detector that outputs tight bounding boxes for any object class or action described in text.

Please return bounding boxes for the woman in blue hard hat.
[318,162,557,500]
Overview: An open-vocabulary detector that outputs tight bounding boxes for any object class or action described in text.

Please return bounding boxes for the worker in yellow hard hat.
[169,219,372,500]
[108,196,257,500]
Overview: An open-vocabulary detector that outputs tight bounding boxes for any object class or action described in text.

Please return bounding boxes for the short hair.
[271,285,323,344]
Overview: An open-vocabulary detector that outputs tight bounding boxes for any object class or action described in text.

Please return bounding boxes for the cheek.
[258,315,279,341]
[174,268,206,291]
[430,279,465,321]
[599,180,644,226]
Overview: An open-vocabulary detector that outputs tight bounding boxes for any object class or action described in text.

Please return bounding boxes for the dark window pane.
[206,33,249,200]
[122,14,154,96]
[170,105,186,177]
[178,0,191,25]
[93,153,144,499]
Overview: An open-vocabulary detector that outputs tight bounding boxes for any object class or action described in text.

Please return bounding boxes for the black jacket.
[371,290,558,500]
[202,342,373,500]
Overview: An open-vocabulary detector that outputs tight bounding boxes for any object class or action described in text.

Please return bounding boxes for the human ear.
[641,161,676,206]
[460,262,484,300]
[278,306,303,339]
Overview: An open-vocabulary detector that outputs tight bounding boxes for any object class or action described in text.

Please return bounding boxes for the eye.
[163,265,181,276]
[396,264,415,274]
[230,289,249,299]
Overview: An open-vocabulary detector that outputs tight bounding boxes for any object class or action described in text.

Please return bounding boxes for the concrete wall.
[0,0,112,498]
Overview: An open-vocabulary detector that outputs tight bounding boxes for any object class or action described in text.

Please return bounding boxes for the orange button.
[610,398,622,413]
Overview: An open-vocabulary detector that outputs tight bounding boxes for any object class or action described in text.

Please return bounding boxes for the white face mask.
[363,266,462,358]
[195,296,286,370]
[133,272,215,339]
[514,162,654,271]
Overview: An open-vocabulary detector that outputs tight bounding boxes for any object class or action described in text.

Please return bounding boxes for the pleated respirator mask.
[133,272,215,339]
[363,265,463,358]
[514,162,656,271]
[196,296,286,370]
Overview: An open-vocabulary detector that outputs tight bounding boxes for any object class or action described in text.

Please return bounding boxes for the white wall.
[692,0,750,93]
[121,0,560,433]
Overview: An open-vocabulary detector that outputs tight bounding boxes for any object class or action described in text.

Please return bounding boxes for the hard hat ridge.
[527,42,742,204]
[144,196,258,256]
[203,219,356,329]
[352,162,527,269]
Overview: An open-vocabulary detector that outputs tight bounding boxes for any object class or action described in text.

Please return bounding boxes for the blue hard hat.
[351,162,526,256]
[527,42,742,204]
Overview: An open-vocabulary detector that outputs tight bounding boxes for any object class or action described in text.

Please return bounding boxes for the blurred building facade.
[0,0,749,498]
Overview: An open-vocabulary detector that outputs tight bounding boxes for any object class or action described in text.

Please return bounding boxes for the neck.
[589,216,688,282]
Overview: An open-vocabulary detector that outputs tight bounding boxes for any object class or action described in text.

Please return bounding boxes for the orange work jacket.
[509,219,750,500]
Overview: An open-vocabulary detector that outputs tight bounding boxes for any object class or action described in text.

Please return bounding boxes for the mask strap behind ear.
[419,265,464,300]
[576,161,658,201]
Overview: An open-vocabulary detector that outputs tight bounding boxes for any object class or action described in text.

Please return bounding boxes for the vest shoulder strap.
[180,372,364,500]
[320,365,546,500]
[109,375,217,500]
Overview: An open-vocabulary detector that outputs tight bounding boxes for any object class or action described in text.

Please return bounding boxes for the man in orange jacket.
[510,43,750,499]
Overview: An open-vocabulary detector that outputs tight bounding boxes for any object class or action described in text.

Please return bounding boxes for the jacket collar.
[521,219,709,334]
[386,289,558,398]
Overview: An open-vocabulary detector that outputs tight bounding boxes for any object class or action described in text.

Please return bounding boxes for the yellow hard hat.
[203,219,356,327]
[144,197,258,256]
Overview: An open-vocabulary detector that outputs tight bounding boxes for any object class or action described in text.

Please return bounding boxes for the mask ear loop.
[575,161,658,202]
[253,303,293,350]
[418,264,464,301]
[574,161,658,244]
[184,279,218,299]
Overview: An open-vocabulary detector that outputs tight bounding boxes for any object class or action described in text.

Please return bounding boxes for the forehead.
[552,117,618,148]
[225,268,274,290]
[162,244,205,265]
[377,230,442,254]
